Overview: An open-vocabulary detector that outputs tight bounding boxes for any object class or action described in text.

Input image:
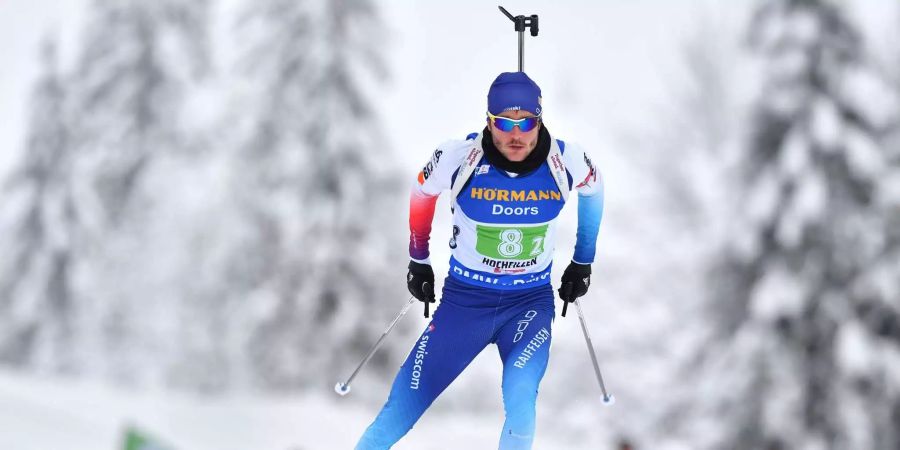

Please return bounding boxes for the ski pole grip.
[423,282,434,318]
[560,282,573,317]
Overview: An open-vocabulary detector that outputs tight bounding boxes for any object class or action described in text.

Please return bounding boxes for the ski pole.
[423,282,434,318]
[562,282,615,406]
[334,284,430,396]
[561,283,572,317]
[498,6,539,72]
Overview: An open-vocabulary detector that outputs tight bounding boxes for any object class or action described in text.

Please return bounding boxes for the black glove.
[558,261,591,317]
[407,261,436,317]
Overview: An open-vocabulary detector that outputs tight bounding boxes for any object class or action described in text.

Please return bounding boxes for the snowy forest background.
[1,0,898,449]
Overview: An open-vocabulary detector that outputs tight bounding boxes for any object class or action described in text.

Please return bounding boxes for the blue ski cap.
[487,72,542,116]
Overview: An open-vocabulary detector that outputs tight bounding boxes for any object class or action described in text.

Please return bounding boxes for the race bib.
[475,224,548,260]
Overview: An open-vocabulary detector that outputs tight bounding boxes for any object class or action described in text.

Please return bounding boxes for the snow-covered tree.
[69,0,212,384]
[0,39,78,374]
[229,0,403,390]
[697,1,900,448]
[73,0,210,224]
[610,18,750,447]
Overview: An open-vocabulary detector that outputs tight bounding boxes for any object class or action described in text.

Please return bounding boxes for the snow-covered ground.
[0,369,596,449]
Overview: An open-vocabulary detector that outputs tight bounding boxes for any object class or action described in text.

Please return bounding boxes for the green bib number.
[476,224,548,260]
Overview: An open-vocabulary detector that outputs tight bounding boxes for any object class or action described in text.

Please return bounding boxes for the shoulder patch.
[576,151,598,189]
[418,148,443,184]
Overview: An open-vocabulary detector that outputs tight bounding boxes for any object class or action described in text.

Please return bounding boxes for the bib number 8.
[498,229,524,257]
[475,223,548,260]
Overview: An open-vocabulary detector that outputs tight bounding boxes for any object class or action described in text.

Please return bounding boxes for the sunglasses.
[487,112,541,133]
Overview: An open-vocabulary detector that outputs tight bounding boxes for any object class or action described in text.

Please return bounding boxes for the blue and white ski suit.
[356,131,604,450]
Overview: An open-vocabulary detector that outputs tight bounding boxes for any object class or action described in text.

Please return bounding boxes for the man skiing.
[355,71,604,450]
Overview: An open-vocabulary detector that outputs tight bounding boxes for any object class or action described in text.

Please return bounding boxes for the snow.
[750,262,806,321]
[835,320,874,378]
[0,0,85,181]
[810,96,842,149]
[0,368,592,449]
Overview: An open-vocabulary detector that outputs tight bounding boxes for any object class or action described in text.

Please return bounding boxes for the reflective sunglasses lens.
[519,117,538,132]
[492,117,516,132]
[492,116,539,132]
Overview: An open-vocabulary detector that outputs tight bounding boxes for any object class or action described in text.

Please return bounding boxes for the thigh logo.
[514,328,550,369]
[409,335,431,390]
[513,310,538,343]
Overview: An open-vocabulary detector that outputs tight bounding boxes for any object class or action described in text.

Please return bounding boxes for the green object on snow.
[122,426,172,450]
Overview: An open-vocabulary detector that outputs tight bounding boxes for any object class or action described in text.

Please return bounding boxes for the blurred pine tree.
[699,0,900,448]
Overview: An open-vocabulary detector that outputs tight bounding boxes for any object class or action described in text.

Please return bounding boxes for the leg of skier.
[494,287,554,450]
[355,279,495,450]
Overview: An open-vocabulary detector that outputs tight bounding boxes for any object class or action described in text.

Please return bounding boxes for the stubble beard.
[494,135,537,162]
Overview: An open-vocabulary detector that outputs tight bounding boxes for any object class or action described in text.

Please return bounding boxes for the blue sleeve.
[572,184,604,264]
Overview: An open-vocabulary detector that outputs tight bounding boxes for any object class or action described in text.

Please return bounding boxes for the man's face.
[488,110,541,162]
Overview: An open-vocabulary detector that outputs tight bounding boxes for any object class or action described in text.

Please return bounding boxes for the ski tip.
[334,382,351,396]
[602,394,615,406]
